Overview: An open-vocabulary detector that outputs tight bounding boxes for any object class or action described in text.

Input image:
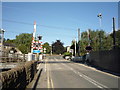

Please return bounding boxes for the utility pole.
[74,37,76,56]
[0,29,5,56]
[87,29,90,46]
[78,28,80,56]
[50,44,52,55]
[113,17,116,49]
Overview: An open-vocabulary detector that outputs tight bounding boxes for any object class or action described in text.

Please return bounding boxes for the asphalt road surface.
[35,55,119,90]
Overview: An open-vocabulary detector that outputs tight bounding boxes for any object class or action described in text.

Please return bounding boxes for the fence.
[0,51,28,62]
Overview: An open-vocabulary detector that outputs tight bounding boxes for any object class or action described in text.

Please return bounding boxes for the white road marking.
[61,63,112,90]
[37,63,41,70]
[74,63,119,78]
[45,59,47,72]
[50,73,54,90]
[47,60,50,89]
[47,58,54,89]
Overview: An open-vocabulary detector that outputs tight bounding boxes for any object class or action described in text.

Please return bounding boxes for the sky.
[1,2,119,46]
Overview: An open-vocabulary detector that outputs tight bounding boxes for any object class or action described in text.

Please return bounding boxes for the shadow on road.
[38,60,73,64]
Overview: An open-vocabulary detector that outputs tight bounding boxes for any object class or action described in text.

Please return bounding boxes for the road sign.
[33,50,40,53]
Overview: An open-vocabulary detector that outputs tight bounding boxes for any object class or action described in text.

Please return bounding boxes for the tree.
[52,40,65,54]
[115,29,120,47]
[15,33,32,54]
[5,39,15,44]
[5,33,36,54]
[42,42,51,54]
[110,29,120,48]
[76,29,113,55]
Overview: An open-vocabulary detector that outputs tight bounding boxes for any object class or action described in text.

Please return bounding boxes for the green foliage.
[18,44,28,54]
[5,33,32,54]
[73,29,114,56]
[5,39,16,44]
[52,40,65,54]
[15,33,32,54]
[42,42,51,54]
[110,29,120,48]
[115,30,120,47]
[63,52,72,56]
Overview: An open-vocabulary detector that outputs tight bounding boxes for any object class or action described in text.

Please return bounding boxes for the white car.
[65,56,71,60]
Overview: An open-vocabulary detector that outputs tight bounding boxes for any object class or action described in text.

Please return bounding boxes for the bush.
[63,52,72,58]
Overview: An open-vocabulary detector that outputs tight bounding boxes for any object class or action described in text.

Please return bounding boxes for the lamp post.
[97,13,102,51]
[97,13,102,28]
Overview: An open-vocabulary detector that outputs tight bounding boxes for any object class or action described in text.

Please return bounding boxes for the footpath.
[26,60,48,89]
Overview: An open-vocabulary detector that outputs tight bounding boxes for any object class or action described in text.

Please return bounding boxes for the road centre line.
[49,65,54,89]
[51,78,54,89]
[61,63,111,90]
[46,59,50,88]
[46,59,54,89]
[45,59,47,72]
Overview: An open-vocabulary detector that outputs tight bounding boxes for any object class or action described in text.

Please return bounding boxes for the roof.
[3,43,16,47]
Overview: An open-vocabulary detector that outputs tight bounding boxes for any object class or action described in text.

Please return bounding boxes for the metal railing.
[0,50,28,63]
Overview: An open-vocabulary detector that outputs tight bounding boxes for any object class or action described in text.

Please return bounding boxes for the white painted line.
[47,60,54,90]
[50,76,54,89]
[47,61,50,89]
[74,63,119,78]
[45,59,47,72]
[80,73,110,89]
[61,63,111,90]
[47,76,50,88]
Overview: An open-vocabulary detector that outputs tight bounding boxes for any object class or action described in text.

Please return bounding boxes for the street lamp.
[97,13,102,50]
[97,13,102,29]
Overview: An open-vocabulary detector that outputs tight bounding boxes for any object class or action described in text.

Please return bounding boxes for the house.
[2,43,22,54]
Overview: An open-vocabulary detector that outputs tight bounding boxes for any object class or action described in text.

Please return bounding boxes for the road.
[35,55,119,89]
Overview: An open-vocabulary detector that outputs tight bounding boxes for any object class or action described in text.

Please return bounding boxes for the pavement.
[27,55,120,90]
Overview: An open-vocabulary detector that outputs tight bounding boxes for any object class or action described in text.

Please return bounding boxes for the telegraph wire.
[1,5,77,31]
[5,30,76,38]
[2,18,76,31]
[2,19,33,26]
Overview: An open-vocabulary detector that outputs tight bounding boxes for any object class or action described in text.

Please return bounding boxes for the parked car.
[65,56,71,60]
[71,53,90,63]
[71,56,83,62]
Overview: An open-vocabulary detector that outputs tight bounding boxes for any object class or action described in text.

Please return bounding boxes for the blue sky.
[2,2,118,46]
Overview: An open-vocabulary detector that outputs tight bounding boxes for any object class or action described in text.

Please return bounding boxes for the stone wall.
[0,61,37,89]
